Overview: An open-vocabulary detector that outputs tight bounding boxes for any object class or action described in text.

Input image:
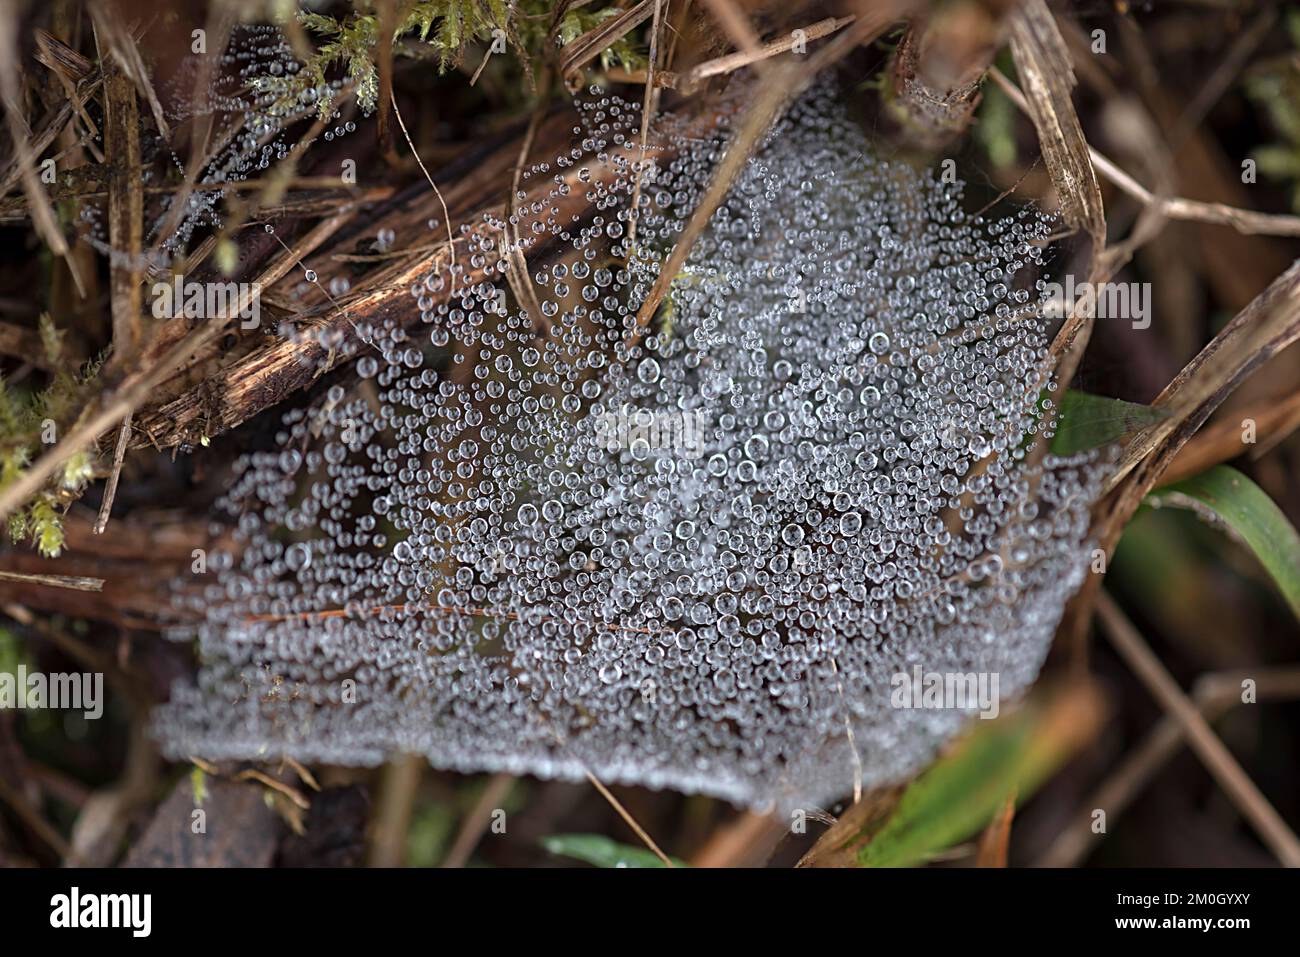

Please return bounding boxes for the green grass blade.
[845,683,1102,867]
[540,834,684,868]
[857,719,1031,867]
[1050,390,1169,456]
[1150,465,1300,621]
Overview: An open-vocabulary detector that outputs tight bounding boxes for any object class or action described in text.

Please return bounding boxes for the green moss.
[29,495,64,558]
[0,315,105,558]
[38,312,63,366]
[257,1,645,120]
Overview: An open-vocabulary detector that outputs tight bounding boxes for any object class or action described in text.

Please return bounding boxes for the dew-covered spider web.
[154,80,1110,813]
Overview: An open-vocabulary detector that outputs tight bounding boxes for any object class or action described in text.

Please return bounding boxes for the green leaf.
[1050,390,1169,456]
[541,833,684,868]
[857,723,1029,866]
[846,684,1101,867]
[1149,465,1300,621]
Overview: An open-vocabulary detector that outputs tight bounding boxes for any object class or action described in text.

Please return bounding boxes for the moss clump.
[256,1,645,119]
[0,314,103,558]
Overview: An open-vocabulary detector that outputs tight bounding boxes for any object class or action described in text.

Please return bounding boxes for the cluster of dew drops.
[156,79,1111,810]
[77,26,364,265]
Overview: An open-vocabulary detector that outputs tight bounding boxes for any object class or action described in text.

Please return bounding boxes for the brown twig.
[975,791,1016,867]
[88,3,169,140]
[1036,667,1300,868]
[0,70,103,198]
[375,0,399,162]
[0,774,78,863]
[626,0,663,248]
[991,67,1300,240]
[0,320,218,524]
[366,754,424,867]
[0,569,104,592]
[584,769,674,866]
[689,811,786,867]
[625,2,911,349]
[441,772,515,868]
[1161,390,1300,486]
[1096,592,1300,867]
[102,64,145,371]
[884,1,1007,153]
[92,412,132,535]
[1105,261,1300,495]
[0,202,352,524]
[1006,0,1105,245]
[698,0,769,71]
[560,0,656,80]
[148,3,235,255]
[233,768,311,810]
[607,15,856,93]
[0,3,84,296]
